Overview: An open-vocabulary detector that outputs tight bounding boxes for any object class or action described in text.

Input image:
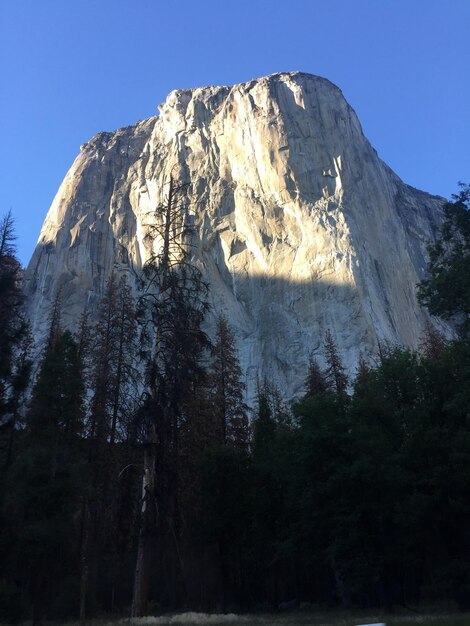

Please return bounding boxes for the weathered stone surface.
[24,71,444,400]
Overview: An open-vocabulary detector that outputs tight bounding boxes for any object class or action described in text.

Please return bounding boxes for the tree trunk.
[131,425,157,618]
[79,500,90,625]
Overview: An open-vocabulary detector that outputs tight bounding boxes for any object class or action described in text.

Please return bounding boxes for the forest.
[0,183,469,624]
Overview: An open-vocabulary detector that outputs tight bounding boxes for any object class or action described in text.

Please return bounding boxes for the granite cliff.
[25,72,444,399]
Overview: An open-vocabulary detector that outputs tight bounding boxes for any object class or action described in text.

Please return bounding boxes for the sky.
[1,0,469,266]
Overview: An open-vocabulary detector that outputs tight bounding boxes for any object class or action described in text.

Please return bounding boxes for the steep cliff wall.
[24,72,444,399]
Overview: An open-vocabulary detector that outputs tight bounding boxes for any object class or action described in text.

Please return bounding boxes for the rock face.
[25,71,443,400]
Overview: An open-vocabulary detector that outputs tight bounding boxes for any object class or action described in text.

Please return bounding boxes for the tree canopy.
[418,183,470,334]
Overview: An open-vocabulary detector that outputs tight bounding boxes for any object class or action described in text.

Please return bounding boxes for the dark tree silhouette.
[132,176,210,616]
[209,314,249,447]
[418,183,470,334]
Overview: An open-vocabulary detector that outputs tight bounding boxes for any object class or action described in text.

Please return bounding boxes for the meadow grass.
[122,610,470,626]
[5,609,469,626]
[76,609,470,626]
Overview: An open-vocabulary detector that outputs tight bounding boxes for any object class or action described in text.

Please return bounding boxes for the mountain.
[24,71,444,399]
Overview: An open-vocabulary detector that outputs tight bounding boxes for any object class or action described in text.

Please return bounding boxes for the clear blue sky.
[1,0,469,265]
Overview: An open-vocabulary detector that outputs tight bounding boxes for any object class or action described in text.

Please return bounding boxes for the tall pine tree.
[4,305,85,623]
[208,314,249,447]
[79,272,138,622]
[132,176,210,616]
[0,211,30,433]
[324,329,348,395]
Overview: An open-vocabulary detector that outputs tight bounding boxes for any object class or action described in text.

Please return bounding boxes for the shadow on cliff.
[204,270,394,399]
[25,241,418,401]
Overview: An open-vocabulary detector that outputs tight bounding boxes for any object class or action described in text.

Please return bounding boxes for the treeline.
[0,184,469,623]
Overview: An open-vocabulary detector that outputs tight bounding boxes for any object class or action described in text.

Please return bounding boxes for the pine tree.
[75,306,93,388]
[88,273,137,446]
[0,211,29,426]
[5,306,85,623]
[305,353,330,397]
[251,379,297,610]
[353,352,371,392]
[209,314,249,447]
[418,183,470,335]
[110,275,138,444]
[323,329,348,395]
[3,327,33,468]
[88,273,119,446]
[132,176,210,616]
[79,272,137,622]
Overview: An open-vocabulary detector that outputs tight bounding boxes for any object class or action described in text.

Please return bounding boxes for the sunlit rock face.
[25,71,443,400]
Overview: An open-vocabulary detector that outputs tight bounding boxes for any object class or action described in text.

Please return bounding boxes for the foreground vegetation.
[4,608,467,626]
[123,612,470,626]
[0,185,469,624]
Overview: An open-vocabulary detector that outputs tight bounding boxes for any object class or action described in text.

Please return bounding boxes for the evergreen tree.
[197,444,253,610]
[354,352,370,391]
[208,314,249,447]
[0,211,30,427]
[323,329,348,395]
[293,377,354,606]
[249,379,298,609]
[79,272,138,621]
[305,353,330,397]
[88,272,138,446]
[75,307,93,396]
[132,176,210,616]
[0,212,33,622]
[416,183,470,605]
[3,307,85,623]
[418,183,470,334]
[2,328,33,468]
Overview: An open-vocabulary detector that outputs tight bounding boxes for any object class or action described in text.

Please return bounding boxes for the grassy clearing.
[5,610,469,626]
[128,612,470,626]
[133,612,468,626]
